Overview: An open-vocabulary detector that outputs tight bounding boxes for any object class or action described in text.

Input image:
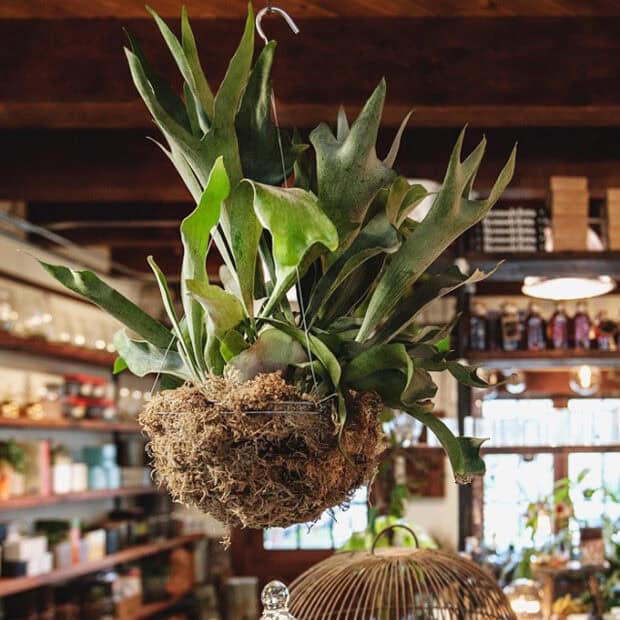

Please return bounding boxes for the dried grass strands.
[140,373,386,529]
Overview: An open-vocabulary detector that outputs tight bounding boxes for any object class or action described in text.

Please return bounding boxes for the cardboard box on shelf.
[3,535,48,562]
[607,188,620,249]
[550,177,590,251]
[550,176,588,191]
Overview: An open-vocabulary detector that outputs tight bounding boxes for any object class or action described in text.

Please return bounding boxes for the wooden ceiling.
[1,0,619,277]
[4,0,620,18]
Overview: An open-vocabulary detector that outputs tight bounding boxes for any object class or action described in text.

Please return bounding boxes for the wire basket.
[289,525,516,619]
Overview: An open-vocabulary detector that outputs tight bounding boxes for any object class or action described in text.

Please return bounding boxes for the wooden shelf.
[0,332,115,368]
[0,487,164,511]
[0,534,203,598]
[0,417,140,433]
[466,349,620,368]
[482,445,620,455]
[465,250,620,283]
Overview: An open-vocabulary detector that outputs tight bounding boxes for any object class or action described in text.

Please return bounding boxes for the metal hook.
[255,5,300,46]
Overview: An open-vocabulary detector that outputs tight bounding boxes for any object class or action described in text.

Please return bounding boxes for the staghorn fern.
[40,4,516,485]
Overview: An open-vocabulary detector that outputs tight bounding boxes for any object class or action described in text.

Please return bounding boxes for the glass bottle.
[0,287,18,333]
[260,581,297,620]
[573,302,591,349]
[548,302,569,349]
[500,302,522,351]
[486,308,501,350]
[524,302,546,351]
[595,309,616,350]
[468,301,488,351]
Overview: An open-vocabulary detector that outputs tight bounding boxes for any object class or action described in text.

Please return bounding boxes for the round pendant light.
[521,275,615,301]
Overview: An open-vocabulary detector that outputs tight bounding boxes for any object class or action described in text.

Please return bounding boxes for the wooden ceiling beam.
[2,0,620,19]
[3,101,620,129]
[3,127,620,203]
[2,17,619,122]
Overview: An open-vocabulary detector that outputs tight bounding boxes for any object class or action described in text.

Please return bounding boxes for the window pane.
[263,525,299,550]
[263,487,368,550]
[569,452,620,526]
[483,454,554,552]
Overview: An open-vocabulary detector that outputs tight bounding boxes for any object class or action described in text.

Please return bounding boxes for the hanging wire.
[255,5,300,46]
[255,5,320,394]
[0,210,151,280]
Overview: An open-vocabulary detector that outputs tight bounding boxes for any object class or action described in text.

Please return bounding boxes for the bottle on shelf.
[486,308,502,350]
[500,302,523,351]
[69,518,81,565]
[548,302,569,349]
[524,302,546,351]
[594,309,616,350]
[468,302,488,351]
[573,302,592,349]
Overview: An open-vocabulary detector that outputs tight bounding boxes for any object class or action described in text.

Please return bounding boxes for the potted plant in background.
[40,6,516,530]
[0,438,25,500]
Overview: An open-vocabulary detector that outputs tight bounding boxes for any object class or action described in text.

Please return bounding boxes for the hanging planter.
[40,5,516,529]
[141,375,384,528]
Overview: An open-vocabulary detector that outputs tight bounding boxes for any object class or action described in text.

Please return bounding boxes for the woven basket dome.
[289,526,516,619]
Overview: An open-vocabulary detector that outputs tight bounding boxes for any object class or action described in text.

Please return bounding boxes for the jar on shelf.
[0,388,21,419]
[0,287,18,333]
[468,301,488,351]
[573,302,592,349]
[524,302,546,351]
[594,309,616,350]
[18,292,53,340]
[500,302,523,351]
[548,302,569,349]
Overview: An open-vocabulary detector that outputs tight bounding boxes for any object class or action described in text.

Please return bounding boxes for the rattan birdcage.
[289,525,516,619]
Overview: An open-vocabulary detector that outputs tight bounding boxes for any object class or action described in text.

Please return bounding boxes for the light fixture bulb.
[503,579,543,620]
[521,275,615,301]
[570,365,601,396]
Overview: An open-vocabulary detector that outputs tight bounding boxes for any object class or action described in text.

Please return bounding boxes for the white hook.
[255,5,300,46]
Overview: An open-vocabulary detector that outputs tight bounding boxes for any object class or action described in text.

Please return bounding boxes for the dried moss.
[140,373,386,529]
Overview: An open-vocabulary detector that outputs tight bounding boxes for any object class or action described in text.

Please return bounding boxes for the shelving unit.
[465,250,620,283]
[466,349,620,368]
[0,324,192,607]
[0,417,140,433]
[456,250,620,549]
[0,332,115,367]
[481,445,620,455]
[0,534,203,598]
[0,486,164,511]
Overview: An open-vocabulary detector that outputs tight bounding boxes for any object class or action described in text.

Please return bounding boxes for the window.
[569,452,620,526]
[263,487,368,550]
[479,397,620,551]
[483,453,554,552]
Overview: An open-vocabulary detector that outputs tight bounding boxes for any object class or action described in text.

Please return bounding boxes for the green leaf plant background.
[41,4,516,485]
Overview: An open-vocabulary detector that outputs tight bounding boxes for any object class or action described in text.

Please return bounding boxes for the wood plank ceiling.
[1,0,619,276]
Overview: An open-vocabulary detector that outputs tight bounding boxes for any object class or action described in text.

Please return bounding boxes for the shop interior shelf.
[0,534,204,598]
[0,416,140,432]
[465,251,620,282]
[0,331,115,368]
[0,486,164,511]
[466,349,620,368]
[481,445,620,455]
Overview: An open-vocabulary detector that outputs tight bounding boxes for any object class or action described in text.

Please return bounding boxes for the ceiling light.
[522,275,615,301]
